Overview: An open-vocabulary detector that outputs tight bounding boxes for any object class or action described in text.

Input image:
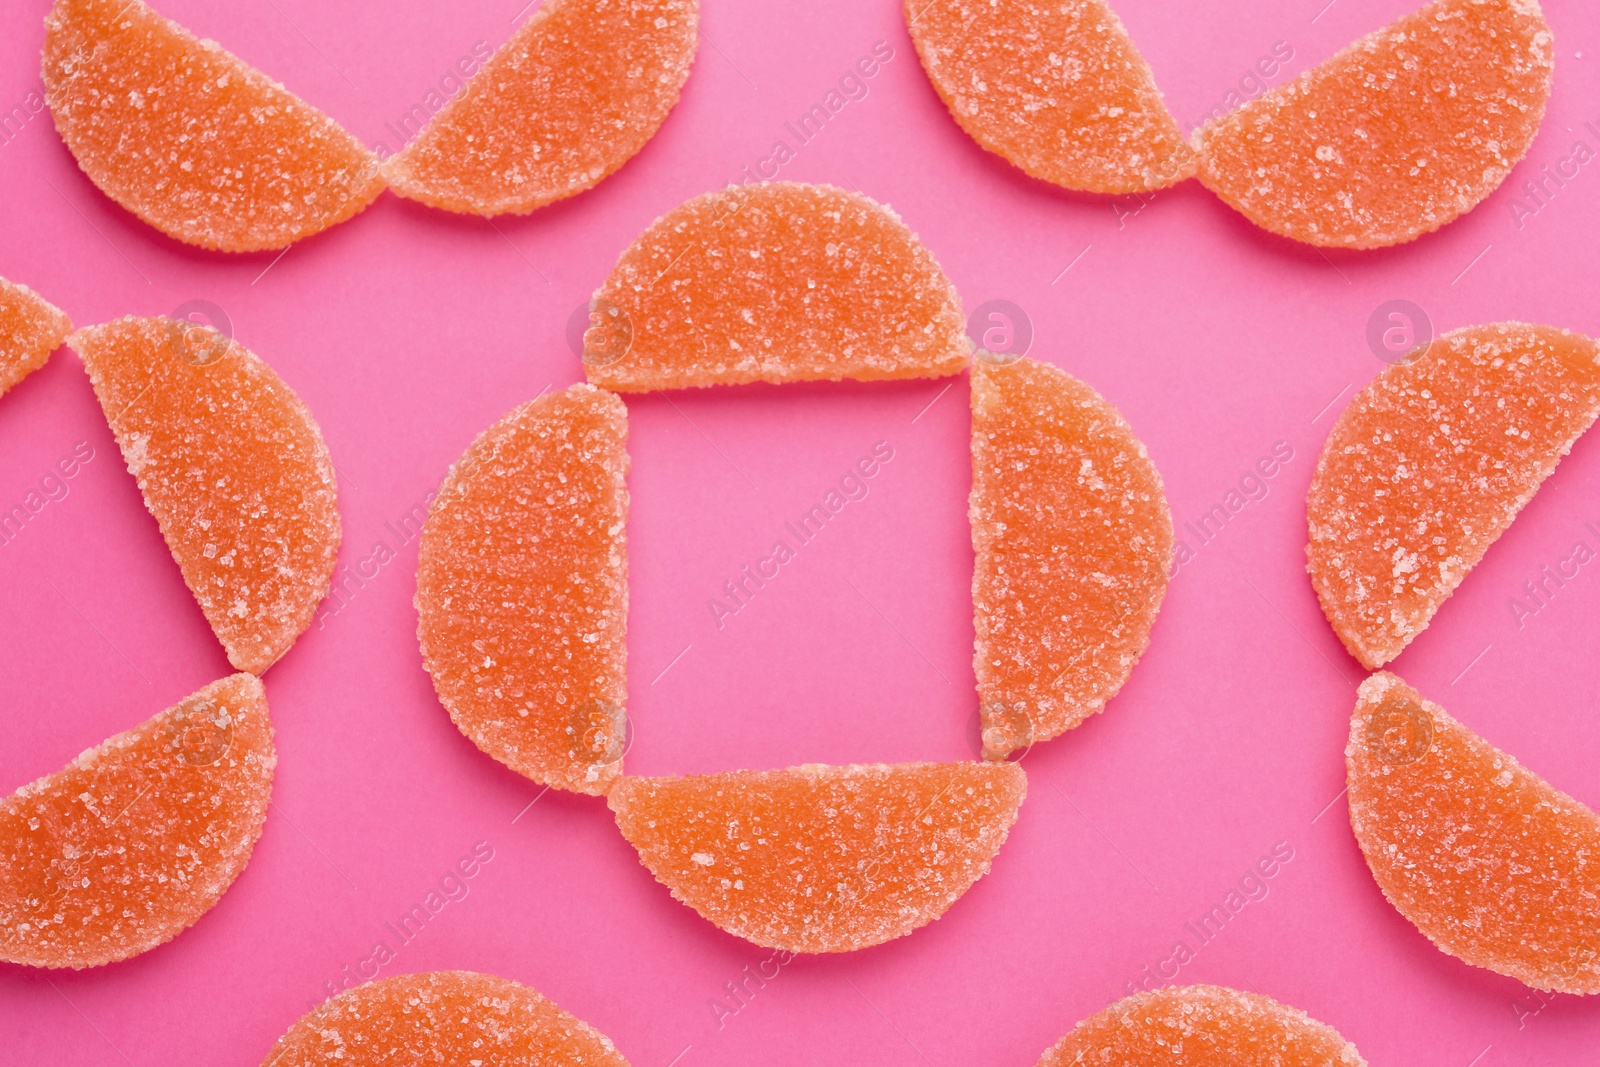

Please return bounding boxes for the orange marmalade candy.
[72,317,341,675]
[416,384,629,795]
[586,182,968,391]
[0,277,72,399]
[907,0,1194,193]
[43,0,384,252]
[1308,323,1600,669]
[609,761,1026,953]
[383,0,699,216]
[1193,0,1552,248]
[970,357,1172,758]
[1347,673,1600,993]
[1036,985,1366,1067]
[261,970,629,1067]
[0,674,274,969]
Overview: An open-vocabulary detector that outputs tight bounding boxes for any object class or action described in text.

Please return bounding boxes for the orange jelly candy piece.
[0,277,72,399]
[383,0,699,216]
[43,0,384,252]
[0,674,274,969]
[1036,985,1366,1067]
[1308,323,1600,669]
[1348,673,1600,993]
[586,182,967,391]
[970,357,1173,758]
[72,317,341,675]
[1193,0,1553,248]
[417,384,629,795]
[260,970,629,1067]
[907,0,1194,193]
[609,761,1025,953]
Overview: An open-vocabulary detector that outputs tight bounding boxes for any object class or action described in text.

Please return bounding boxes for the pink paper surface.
[3,0,1600,1063]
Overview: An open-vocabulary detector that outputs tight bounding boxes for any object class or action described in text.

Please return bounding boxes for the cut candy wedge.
[906,0,1194,193]
[1036,985,1366,1067]
[586,182,968,391]
[609,761,1026,953]
[0,674,274,969]
[1193,0,1553,248]
[970,357,1172,759]
[43,0,384,252]
[1347,673,1600,994]
[1307,323,1600,669]
[416,384,629,795]
[383,0,698,216]
[72,317,341,675]
[260,970,629,1067]
[0,277,72,400]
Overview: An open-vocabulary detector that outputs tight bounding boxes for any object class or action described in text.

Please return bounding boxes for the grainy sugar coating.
[72,317,341,675]
[384,0,699,216]
[260,970,630,1067]
[416,384,629,795]
[1347,673,1600,994]
[587,182,968,391]
[1036,985,1367,1067]
[1307,323,1600,669]
[970,358,1172,759]
[1193,0,1553,248]
[0,277,72,399]
[609,761,1026,953]
[43,0,385,252]
[0,674,274,969]
[906,0,1194,193]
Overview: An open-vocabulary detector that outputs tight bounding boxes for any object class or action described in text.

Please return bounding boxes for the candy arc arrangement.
[417,180,1172,951]
[2,0,1598,1062]
[907,0,1554,248]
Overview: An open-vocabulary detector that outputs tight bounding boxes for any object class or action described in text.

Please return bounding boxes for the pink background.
[4,0,1600,1063]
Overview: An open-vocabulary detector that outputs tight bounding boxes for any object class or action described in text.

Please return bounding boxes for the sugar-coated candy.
[43,0,384,252]
[0,277,72,399]
[1348,672,1600,993]
[970,357,1172,758]
[260,970,630,1066]
[907,0,1193,193]
[587,182,967,391]
[1194,0,1552,248]
[417,384,629,795]
[0,674,274,968]
[1307,323,1600,668]
[1036,985,1366,1067]
[72,317,342,675]
[609,760,1026,952]
[384,0,698,216]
